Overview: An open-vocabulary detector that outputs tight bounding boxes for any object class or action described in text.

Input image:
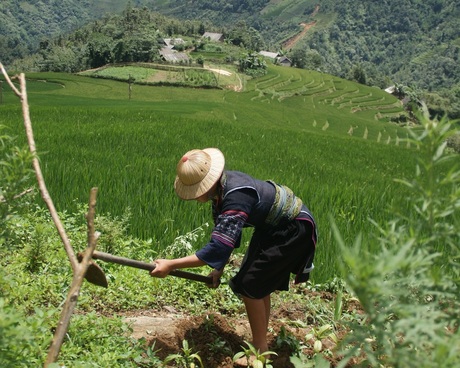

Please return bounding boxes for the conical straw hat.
[174,148,225,200]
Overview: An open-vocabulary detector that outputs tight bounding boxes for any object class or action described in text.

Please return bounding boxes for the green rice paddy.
[1,64,417,282]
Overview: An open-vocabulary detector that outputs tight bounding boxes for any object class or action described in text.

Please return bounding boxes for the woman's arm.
[150,255,223,288]
[150,254,206,278]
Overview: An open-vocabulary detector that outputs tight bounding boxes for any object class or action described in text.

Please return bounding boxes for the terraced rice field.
[1,63,414,282]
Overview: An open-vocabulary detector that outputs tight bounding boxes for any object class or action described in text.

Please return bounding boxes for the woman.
[150,148,317,359]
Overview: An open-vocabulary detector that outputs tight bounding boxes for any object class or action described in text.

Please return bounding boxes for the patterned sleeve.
[195,210,248,270]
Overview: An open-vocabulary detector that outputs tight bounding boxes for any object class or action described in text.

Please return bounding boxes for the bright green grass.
[1,65,414,283]
[80,64,219,88]
[84,65,156,82]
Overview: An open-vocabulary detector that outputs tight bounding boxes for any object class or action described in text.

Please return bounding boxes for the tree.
[113,34,157,63]
[351,64,367,85]
[238,52,267,76]
[39,47,80,72]
[86,33,114,68]
[289,48,307,69]
[305,49,323,70]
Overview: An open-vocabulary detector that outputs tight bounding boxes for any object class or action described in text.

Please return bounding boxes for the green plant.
[206,336,233,356]
[163,223,210,258]
[303,296,336,327]
[24,223,50,273]
[290,353,332,368]
[233,341,277,368]
[163,339,204,368]
[199,314,234,356]
[0,297,36,367]
[334,109,460,367]
[0,125,34,245]
[275,326,302,357]
[305,324,337,354]
[333,283,343,322]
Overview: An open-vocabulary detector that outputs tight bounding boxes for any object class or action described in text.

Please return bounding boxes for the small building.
[259,51,279,60]
[259,51,291,67]
[202,32,224,43]
[385,85,396,94]
[162,38,185,49]
[159,47,189,63]
[277,56,292,67]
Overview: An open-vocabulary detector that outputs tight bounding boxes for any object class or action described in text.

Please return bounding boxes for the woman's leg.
[242,294,271,352]
[263,294,271,331]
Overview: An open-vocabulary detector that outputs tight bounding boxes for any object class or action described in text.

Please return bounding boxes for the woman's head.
[174,148,225,200]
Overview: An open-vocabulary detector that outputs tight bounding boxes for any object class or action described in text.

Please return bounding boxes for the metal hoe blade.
[78,253,108,288]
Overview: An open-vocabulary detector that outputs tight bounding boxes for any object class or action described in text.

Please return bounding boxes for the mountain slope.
[1,0,459,101]
[0,0,131,65]
[151,0,460,92]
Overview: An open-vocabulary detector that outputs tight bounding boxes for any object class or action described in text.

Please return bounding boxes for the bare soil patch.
[283,21,317,51]
[122,290,359,367]
[282,5,320,50]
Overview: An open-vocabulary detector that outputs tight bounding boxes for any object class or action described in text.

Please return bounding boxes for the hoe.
[80,250,213,288]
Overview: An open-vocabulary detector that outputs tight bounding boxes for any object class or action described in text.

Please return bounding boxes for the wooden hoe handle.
[92,250,213,284]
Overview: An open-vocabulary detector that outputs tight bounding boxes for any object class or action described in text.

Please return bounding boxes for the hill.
[1,1,459,96]
[150,0,460,117]
[133,1,459,94]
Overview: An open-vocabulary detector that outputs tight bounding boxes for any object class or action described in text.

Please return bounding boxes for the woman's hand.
[207,268,224,288]
[150,259,173,278]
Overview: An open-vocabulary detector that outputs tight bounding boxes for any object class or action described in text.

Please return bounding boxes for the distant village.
[159,32,292,66]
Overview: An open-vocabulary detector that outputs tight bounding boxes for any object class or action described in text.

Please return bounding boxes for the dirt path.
[282,21,317,50]
[207,68,231,76]
[282,4,320,50]
[205,65,243,92]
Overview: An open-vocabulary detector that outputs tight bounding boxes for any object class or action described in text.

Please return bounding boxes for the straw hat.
[174,148,225,200]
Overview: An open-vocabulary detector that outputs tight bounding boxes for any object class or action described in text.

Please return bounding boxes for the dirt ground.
[282,21,317,51]
[282,5,320,50]
[122,291,358,367]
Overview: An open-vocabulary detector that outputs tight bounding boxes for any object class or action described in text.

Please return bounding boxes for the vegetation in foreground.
[1,83,458,367]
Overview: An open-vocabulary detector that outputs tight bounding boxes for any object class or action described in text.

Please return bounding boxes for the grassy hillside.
[2,60,458,367]
[151,0,459,81]
[1,64,417,284]
[2,0,459,120]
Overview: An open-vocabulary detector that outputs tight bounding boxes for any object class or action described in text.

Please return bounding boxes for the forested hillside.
[0,0,148,64]
[302,1,459,91]
[1,0,459,116]
[0,0,101,64]
[152,0,460,114]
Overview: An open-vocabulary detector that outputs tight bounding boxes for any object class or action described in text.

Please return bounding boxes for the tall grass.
[0,66,422,283]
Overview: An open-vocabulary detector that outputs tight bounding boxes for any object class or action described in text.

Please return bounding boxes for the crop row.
[1,66,413,282]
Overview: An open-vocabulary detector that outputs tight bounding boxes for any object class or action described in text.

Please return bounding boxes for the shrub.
[335,109,460,367]
[0,297,41,368]
[446,132,460,153]
[0,125,34,245]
